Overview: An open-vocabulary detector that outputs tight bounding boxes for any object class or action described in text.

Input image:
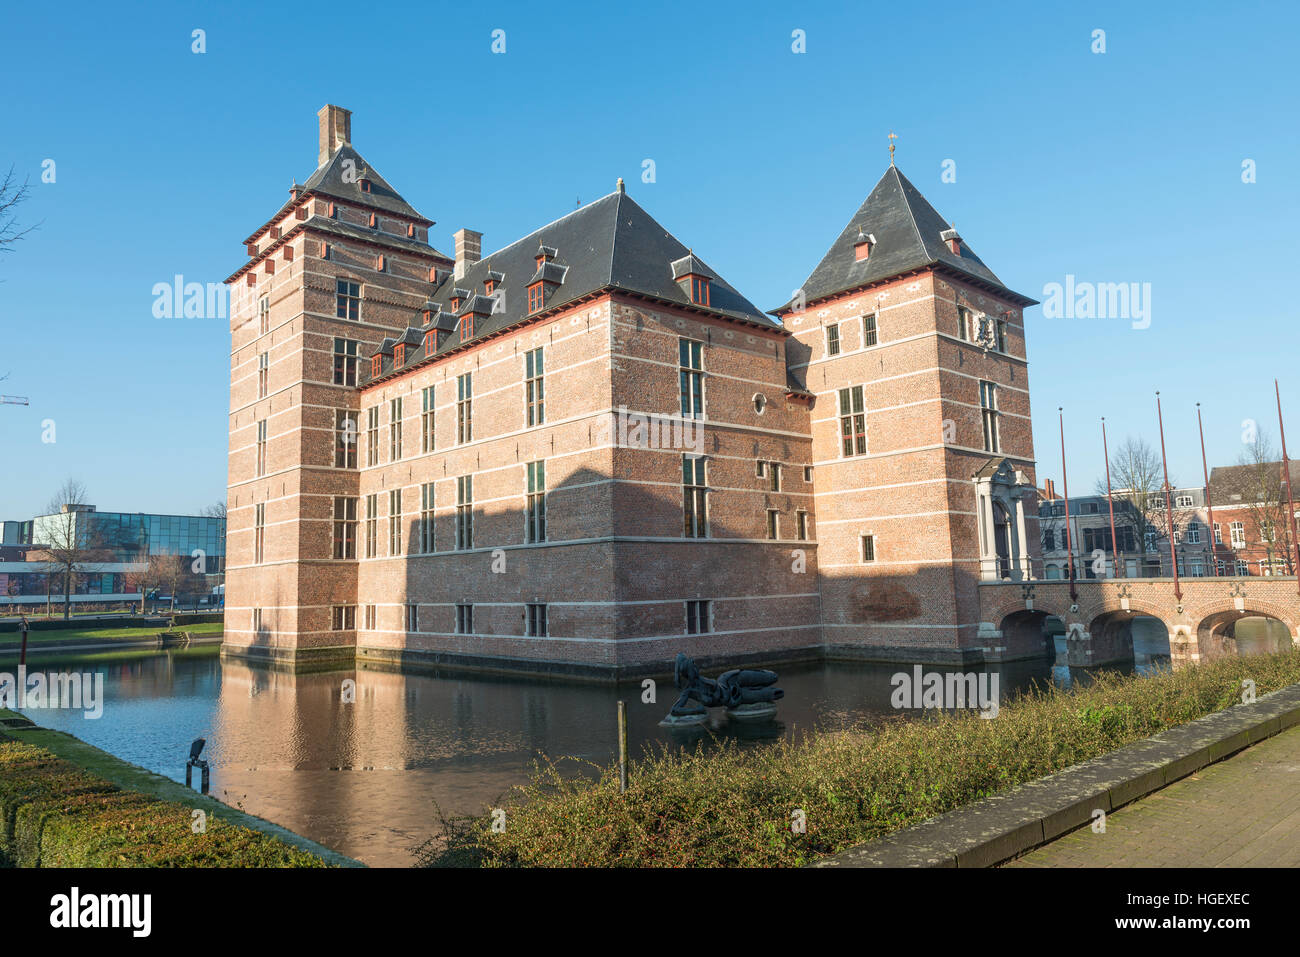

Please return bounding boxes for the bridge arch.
[1195,606,1298,659]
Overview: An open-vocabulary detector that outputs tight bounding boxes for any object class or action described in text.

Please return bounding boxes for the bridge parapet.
[977,577,1300,668]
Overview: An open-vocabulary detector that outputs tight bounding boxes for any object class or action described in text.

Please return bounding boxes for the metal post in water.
[617,700,628,794]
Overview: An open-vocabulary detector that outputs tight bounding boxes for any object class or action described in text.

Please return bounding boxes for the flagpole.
[1102,417,1119,578]
[1196,403,1219,576]
[1156,392,1182,601]
[1275,380,1300,592]
[1060,408,1077,601]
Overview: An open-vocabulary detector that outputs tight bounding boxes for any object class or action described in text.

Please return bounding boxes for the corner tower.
[776,164,1040,665]
[223,106,453,665]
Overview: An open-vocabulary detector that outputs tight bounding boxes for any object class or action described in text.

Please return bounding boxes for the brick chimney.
[317,105,352,167]
[453,228,482,280]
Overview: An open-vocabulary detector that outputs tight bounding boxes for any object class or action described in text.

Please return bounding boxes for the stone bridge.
[977,577,1300,669]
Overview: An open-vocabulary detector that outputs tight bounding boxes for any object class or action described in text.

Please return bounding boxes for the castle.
[222,105,1042,677]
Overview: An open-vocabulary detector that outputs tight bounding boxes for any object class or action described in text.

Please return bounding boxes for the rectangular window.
[766,509,779,540]
[980,380,999,453]
[1043,529,1056,551]
[257,351,269,398]
[1186,522,1201,544]
[331,605,355,631]
[389,397,403,462]
[1175,494,1194,508]
[455,603,474,635]
[419,482,436,553]
[365,493,378,558]
[1230,522,1246,547]
[804,466,813,484]
[457,373,473,444]
[333,410,358,468]
[683,455,708,538]
[1213,522,1223,544]
[525,347,545,427]
[957,306,972,341]
[861,534,876,562]
[388,489,402,556]
[755,460,766,478]
[796,510,810,541]
[685,600,711,635]
[336,279,361,320]
[366,406,380,466]
[690,276,710,306]
[333,496,357,559]
[996,318,1008,353]
[258,295,269,336]
[769,463,781,492]
[421,386,435,453]
[333,338,359,386]
[456,476,473,550]
[825,323,841,356]
[252,607,263,634]
[1235,559,1249,576]
[364,604,376,630]
[678,338,704,418]
[253,503,265,564]
[863,313,878,347]
[525,603,548,637]
[256,419,268,476]
[838,386,866,457]
[526,461,547,544]
[528,283,543,313]
[406,603,418,632]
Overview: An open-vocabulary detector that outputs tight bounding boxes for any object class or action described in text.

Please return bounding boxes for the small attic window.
[854,230,876,262]
[360,179,372,193]
[460,316,474,342]
[394,343,406,365]
[407,223,416,238]
[690,277,710,306]
[328,202,338,218]
[424,330,436,355]
[528,282,544,313]
[371,356,382,378]
[450,296,462,312]
[484,280,494,296]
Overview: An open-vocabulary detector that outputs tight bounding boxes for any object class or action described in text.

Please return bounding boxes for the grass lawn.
[0,621,224,645]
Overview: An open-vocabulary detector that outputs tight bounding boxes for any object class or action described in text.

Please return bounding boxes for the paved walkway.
[1007,724,1300,867]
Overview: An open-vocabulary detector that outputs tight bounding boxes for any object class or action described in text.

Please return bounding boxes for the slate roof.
[302,144,430,224]
[773,165,1036,313]
[362,187,778,384]
[1209,461,1300,503]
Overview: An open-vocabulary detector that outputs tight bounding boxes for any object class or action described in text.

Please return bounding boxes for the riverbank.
[0,622,224,664]
[0,708,359,867]
[422,650,1300,867]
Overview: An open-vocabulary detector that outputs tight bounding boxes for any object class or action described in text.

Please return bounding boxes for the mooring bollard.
[617,700,628,794]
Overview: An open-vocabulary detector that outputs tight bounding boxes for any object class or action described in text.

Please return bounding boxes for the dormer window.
[371,356,382,378]
[424,330,436,356]
[853,229,875,262]
[528,282,544,313]
[671,252,716,309]
[394,343,406,366]
[360,178,372,193]
[484,280,494,296]
[450,296,462,312]
[460,316,473,342]
[690,276,710,306]
[328,202,338,219]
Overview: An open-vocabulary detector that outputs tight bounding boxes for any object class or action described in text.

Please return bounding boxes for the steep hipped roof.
[1210,460,1300,503]
[363,187,777,384]
[302,144,429,224]
[773,165,1036,313]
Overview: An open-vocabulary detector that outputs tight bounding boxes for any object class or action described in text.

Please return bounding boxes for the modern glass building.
[28,505,226,572]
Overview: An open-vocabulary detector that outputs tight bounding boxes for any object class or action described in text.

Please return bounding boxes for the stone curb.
[811,682,1300,868]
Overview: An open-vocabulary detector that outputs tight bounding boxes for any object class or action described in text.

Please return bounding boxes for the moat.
[21,620,1269,867]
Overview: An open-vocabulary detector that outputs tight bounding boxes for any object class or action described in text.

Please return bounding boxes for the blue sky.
[1,0,1297,518]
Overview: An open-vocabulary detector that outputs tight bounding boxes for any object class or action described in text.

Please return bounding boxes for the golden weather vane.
[888,131,897,166]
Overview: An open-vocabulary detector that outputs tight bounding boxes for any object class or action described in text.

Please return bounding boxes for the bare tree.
[149,552,200,612]
[1236,432,1296,576]
[200,501,227,520]
[38,479,110,620]
[1098,436,1194,576]
[0,166,36,259]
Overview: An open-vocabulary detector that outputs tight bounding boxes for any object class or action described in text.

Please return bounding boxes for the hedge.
[0,738,325,867]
